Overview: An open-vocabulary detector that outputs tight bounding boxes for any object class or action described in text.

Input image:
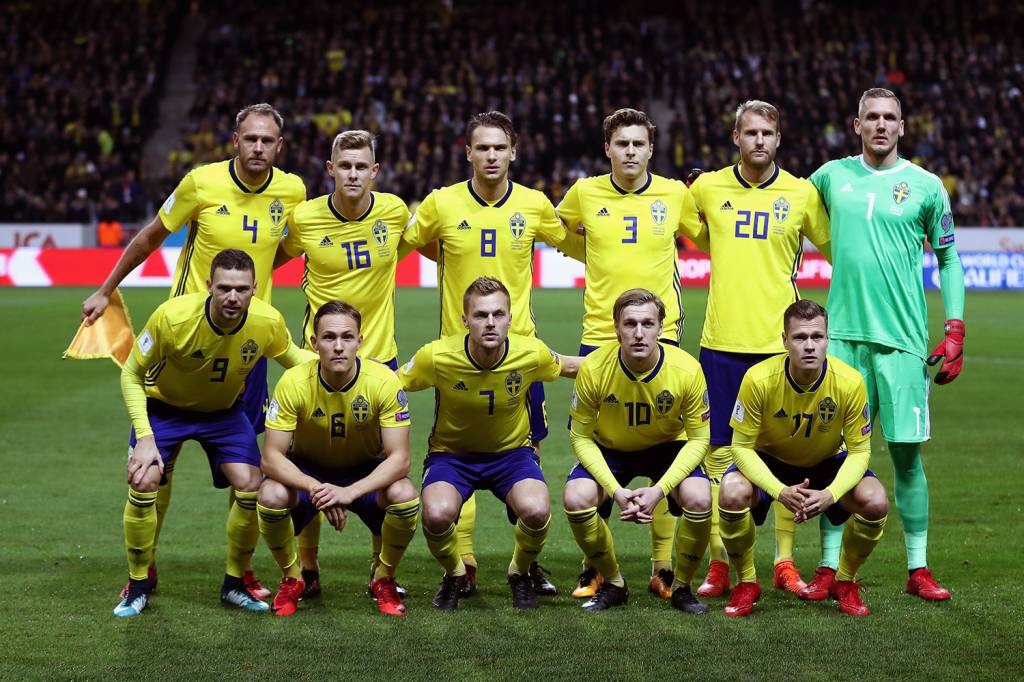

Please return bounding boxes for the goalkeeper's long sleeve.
[936,246,965,320]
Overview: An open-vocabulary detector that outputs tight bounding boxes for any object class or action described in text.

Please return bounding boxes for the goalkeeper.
[806,87,965,602]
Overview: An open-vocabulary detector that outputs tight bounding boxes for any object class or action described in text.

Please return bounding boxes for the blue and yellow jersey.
[128,292,293,413]
[159,159,306,303]
[690,164,830,353]
[402,180,571,338]
[730,353,870,467]
[399,333,562,454]
[266,357,410,471]
[568,341,709,451]
[282,192,410,362]
[556,173,701,346]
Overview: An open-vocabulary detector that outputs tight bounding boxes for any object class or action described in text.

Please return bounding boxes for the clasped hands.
[613,486,667,524]
[778,479,835,524]
[309,482,357,531]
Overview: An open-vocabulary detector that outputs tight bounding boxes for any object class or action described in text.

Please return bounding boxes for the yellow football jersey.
[131,292,293,411]
[266,357,410,471]
[402,180,572,337]
[556,173,702,346]
[159,159,306,303]
[730,354,871,467]
[568,342,709,451]
[399,333,562,454]
[690,164,831,353]
[282,192,410,362]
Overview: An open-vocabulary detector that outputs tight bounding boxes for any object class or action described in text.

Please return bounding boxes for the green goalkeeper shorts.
[829,338,930,443]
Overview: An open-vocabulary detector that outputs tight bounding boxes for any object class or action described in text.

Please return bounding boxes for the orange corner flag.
[64,289,136,367]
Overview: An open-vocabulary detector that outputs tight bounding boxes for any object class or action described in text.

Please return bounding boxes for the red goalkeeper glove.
[926,319,965,384]
[684,168,704,188]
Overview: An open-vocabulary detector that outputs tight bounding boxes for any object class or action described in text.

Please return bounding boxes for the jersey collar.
[784,357,828,394]
[733,163,780,189]
[228,158,274,194]
[617,344,665,383]
[328,192,375,223]
[204,296,248,335]
[610,171,653,195]
[318,358,361,393]
[858,155,910,175]
[464,334,510,370]
[467,179,514,208]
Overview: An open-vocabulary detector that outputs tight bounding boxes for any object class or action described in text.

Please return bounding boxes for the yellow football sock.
[375,498,420,579]
[708,481,728,564]
[837,514,887,582]
[704,446,732,564]
[124,489,158,581]
[510,515,550,576]
[298,512,322,571]
[674,507,712,584]
[257,503,301,579]
[225,490,259,579]
[566,507,622,586]
[423,522,466,576]
[650,483,675,571]
[773,503,797,564]
[151,464,175,560]
[456,493,477,567]
[719,507,757,582]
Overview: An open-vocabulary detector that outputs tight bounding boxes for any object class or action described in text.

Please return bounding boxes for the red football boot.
[370,576,407,617]
[724,581,761,617]
[798,566,835,601]
[906,568,951,601]
[243,570,272,600]
[773,560,807,594]
[272,576,305,617]
[697,560,730,598]
[831,579,870,616]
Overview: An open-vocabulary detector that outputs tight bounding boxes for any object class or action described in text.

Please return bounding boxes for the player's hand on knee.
[778,479,810,519]
[82,290,110,325]
[127,436,163,487]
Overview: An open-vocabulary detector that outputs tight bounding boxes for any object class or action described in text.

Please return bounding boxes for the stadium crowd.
[2,0,1021,226]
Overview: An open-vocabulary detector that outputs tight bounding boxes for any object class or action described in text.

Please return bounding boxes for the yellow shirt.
[556,173,702,346]
[266,357,410,471]
[690,164,830,353]
[399,333,561,454]
[159,159,306,303]
[283,192,410,362]
[402,180,572,337]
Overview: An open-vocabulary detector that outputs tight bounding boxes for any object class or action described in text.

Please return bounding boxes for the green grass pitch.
[2,286,1022,680]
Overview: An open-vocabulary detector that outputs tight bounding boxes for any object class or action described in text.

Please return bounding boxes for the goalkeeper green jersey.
[810,155,956,359]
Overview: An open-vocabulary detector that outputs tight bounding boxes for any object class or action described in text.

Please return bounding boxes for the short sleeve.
[158,171,199,233]
[674,183,702,240]
[567,362,601,435]
[131,306,165,371]
[402,191,440,248]
[800,180,831,249]
[534,339,562,383]
[681,367,711,434]
[265,312,294,359]
[729,371,763,438]
[266,373,301,432]
[398,343,436,392]
[536,197,570,248]
[377,371,411,428]
[555,181,583,232]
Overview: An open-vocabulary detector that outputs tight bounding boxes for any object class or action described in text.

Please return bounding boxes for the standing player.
[807,88,965,601]
[272,130,413,599]
[687,100,831,598]
[563,289,712,613]
[401,111,577,595]
[114,250,309,617]
[556,108,703,599]
[718,300,888,617]
[83,104,306,599]
[399,278,581,610]
[256,300,419,617]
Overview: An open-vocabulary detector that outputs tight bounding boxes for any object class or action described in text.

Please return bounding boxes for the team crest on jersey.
[773,196,790,223]
[650,199,668,226]
[372,219,388,246]
[269,198,284,227]
[505,370,523,396]
[655,390,674,416]
[818,396,837,424]
[351,395,370,423]
[509,212,526,240]
[892,182,911,205]
[240,339,259,364]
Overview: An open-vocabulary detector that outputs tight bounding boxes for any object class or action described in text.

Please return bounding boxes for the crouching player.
[718,300,888,616]
[564,289,713,613]
[115,249,310,617]
[400,277,581,610]
[256,300,419,617]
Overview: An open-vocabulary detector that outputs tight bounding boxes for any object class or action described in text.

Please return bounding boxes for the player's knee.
[857,484,889,520]
[518,502,551,529]
[679,480,712,513]
[718,474,751,511]
[258,479,291,508]
[422,501,459,532]
[384,478,418,505]
[562,481,598,512]
[130,478,160,494]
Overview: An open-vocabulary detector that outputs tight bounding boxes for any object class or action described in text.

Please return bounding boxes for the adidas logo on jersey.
[841,183,853,192]
[216,205,230,215]
[719,201,734,211]
[457,220,471,230]
[773,407,788,418]
[604,394,619,404]
[311,407,326,418]
[190,350,205,359]
[453,381,469,391]
[596,207,610,217]
[319,235,334,247]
